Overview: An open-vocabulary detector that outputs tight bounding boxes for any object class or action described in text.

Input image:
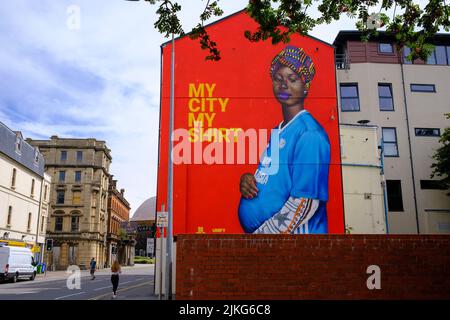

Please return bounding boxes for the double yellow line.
[88,281,152,300]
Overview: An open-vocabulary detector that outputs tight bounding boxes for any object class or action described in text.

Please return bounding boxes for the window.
[15,136,22,154]
[434,46,447,65]
[60,151,67,161]
[378,83,394,111]
[55,216,63,232]
[40,217,45,233]
[34,149,39,164]
[44,185,48,201]
[420,180,446,190]
[31,179,35,197]
[76,151,83,162]
[386,180,404,212]
[11,168,16,188]
[427,49,436,64]
[75,171,82,183]
[7,206,12,226]
[57,191,65,204]
[59,171,66,182]
[71,216,79,232]
[427,46,448,65]
[340,84,360,111]
[379,43,394,53]
[27,213,32,230]
[403,47,413,64]
[73,192,81,205]
[447,47,450,65]
[410,84,436,93]
[415,128,441,137]
[382,128,399,157]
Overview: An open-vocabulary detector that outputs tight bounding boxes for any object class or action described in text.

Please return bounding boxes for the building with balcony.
[0,122,51,262]
[28,136,111,270]
[334,31,450,234]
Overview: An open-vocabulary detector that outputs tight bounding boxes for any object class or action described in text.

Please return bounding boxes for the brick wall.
[175,234,450,300]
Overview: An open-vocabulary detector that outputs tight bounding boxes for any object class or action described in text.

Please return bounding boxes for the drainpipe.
[400,63,420,234]
[379,141,390,234]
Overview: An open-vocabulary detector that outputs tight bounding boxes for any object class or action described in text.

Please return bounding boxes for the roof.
[131,197,156,222]
[333,30,450,47]
[0,121,45,177]
[161,9,334,49]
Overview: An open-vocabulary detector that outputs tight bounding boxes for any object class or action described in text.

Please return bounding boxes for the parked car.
[0,246,36,283]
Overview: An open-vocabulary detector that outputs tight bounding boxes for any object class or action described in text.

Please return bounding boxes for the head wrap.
[270,45,316,89]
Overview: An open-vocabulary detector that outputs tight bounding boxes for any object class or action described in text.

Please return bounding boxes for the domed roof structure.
[131,196,156,222]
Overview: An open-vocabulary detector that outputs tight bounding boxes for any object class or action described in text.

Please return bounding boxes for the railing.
[335,54,350,70]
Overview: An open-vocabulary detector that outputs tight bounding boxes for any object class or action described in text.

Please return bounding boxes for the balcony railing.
[335,54,350,70]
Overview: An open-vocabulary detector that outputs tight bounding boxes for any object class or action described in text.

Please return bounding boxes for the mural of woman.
[238,45,331,234]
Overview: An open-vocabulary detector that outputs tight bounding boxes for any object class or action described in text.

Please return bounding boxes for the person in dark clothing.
[89,257,97,280]
[111,260,121,299]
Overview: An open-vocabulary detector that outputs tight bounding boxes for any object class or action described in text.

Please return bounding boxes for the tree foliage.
[138,0,449,61]
[431,113,450,195]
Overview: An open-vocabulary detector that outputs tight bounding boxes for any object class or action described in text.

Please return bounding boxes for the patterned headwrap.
[270,46,316,89]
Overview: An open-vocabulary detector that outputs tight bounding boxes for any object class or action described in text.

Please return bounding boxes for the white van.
[0,246,36,283]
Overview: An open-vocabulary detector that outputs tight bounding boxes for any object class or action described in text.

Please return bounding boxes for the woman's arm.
[253,196,319,234]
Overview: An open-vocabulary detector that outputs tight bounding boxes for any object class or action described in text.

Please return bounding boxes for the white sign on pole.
[157,211,168,228]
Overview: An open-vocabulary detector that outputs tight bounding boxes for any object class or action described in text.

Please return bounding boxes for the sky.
[0,0,438,215]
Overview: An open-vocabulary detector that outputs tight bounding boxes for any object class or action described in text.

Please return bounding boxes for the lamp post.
[165,32,175,300]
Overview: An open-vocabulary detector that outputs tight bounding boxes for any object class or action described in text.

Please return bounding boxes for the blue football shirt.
[238,110,330,234]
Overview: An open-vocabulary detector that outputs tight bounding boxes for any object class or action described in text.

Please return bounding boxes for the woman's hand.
[240,173,258,199]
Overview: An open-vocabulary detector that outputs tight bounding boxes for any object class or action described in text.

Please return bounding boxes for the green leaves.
[146,0,223,60]
[246,0,449,61]
[153,0,184,37]
[141,0,450,62]
[431,113,450,196]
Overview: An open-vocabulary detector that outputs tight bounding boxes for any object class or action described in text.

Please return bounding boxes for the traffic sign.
[156,211,168,228]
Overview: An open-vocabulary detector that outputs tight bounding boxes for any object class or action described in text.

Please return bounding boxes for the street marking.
[89,281,152,300]
[54,291,86,300]
[94,286,112,291]
[83,278,145,291]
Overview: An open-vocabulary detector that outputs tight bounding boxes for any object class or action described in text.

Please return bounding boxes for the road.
[0,264,157,300]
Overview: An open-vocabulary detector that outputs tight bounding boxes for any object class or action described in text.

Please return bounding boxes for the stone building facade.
[28,136,111,270]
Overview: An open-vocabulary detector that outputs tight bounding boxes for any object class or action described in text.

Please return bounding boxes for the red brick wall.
[175,234,450,300]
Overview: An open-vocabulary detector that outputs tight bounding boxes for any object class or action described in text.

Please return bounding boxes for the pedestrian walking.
[90,257,97,280]
[111,260,121,299]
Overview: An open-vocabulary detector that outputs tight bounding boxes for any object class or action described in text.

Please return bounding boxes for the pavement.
[0,263,158,300]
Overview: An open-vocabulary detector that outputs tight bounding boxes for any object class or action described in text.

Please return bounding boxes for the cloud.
[0,0,248,213]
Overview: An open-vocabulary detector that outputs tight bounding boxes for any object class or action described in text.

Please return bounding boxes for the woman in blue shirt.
[238,46,330,234]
